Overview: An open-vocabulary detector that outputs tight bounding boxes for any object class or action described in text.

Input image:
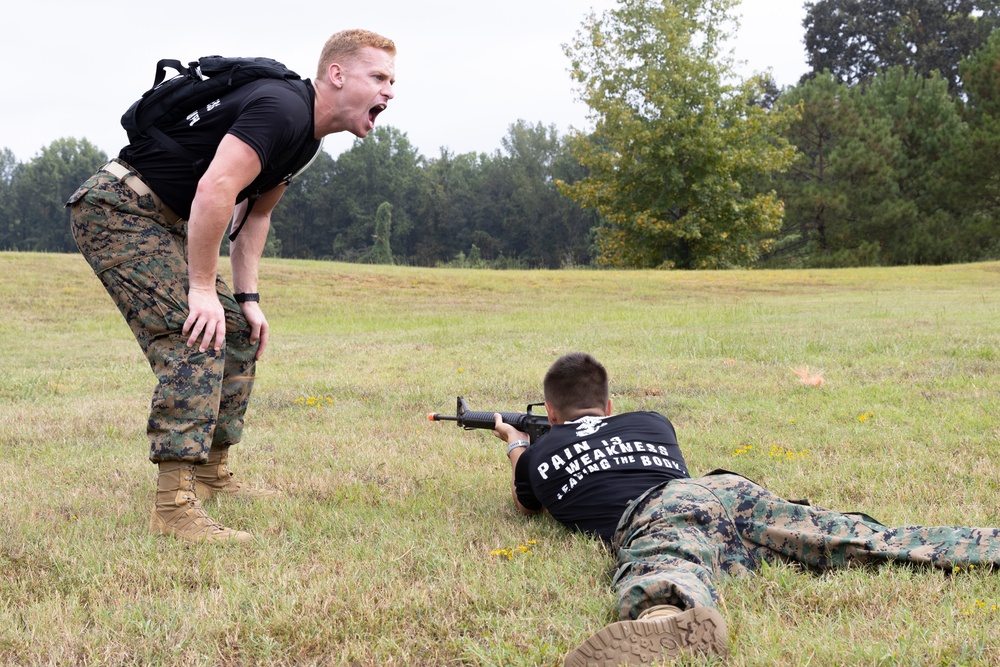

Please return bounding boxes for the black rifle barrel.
[427,410,531,430]
[428,397,551,442]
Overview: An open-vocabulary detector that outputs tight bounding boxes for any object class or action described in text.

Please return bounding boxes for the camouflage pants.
[611,472,1000,620]
[67,163,256,464]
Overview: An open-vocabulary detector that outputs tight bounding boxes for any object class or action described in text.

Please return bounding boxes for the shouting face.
[333,46,396,138]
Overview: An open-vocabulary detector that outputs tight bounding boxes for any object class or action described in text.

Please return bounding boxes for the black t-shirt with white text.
[119,78,321,220]
[514,412,689,542]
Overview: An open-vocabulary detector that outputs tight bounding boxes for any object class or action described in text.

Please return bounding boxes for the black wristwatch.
[234,292,260,303]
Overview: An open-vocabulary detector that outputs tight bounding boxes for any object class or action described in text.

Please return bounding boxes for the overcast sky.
[2,0,808,164]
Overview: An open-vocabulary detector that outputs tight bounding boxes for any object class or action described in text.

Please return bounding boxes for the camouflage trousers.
[67,162,256,464]
[611,472,1000,620]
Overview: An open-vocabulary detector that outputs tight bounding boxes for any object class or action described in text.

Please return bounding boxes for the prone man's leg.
[734,482,1000,570]
[612,479,755,619]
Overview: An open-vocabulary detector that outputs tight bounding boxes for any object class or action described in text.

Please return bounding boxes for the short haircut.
[317,29,396,79]
[543,353,609,414]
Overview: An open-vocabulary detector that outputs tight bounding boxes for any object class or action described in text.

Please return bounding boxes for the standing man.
[492,352,1000,667]
[68,29,396,543]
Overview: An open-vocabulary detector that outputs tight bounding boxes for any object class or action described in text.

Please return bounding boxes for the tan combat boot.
[194,445,280,500]
[150,462,252,543]
[563,604,728,667]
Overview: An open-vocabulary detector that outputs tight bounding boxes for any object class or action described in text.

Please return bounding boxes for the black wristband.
[234,292,260,303]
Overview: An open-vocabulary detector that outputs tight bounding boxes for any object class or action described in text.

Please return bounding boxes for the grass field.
[1,251,998,666]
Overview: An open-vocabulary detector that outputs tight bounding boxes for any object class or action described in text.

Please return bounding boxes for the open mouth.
[368,104,387,127]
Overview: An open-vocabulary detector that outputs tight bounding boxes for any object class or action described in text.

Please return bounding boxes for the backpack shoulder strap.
[228,199,257,243]
[146,125,203,169]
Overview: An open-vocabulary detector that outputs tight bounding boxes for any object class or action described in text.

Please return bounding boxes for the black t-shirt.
[514,412,689,542]
[119,78,321,220]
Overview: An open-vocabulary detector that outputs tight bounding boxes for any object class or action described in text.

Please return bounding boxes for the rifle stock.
[428,396,551,443]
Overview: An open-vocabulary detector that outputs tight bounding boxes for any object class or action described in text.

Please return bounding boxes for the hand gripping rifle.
[427,396,551,443]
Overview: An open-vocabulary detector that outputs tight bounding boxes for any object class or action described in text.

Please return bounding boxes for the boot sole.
[149,507,253,543]
[564,606,728,667]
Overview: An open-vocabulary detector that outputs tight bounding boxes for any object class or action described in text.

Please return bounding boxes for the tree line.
[0,123,597,270]
[769,0,1000,267]
[2,0,999,269]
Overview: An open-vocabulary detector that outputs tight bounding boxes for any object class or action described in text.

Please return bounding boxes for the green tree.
[476,121,596,268]
[270,149,338,258]
[365,201,394,264]
[273,128,427,263]
[955,30,1000,245]
[803,0,1000,92]
[561,0,796,269]
[508,121,596,267]
[0,148,19,249]
[772,67,977,266]
[4,138,106,252]
[414,149,488,266]
[943,33,1000,260]
[852,67,971,264]
[326,127,426,262]
[767,73,858,263]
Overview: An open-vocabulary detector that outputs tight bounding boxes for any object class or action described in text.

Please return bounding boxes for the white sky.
[1,0,808,164]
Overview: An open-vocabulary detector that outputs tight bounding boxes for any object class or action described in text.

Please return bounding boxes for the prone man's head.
[543,353,609,420]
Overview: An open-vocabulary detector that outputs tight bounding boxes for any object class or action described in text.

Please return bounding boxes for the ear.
[544,401,561,425]
[605,398,613,416]
[326,62,345,88]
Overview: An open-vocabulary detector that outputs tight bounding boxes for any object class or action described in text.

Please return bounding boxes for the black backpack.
[121,55,310,169]
[120,56,312,240]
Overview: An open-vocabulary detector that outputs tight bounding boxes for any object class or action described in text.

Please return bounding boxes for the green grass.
[1,251,999,666]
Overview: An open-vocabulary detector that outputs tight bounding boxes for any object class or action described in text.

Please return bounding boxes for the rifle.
[427,396,551,443]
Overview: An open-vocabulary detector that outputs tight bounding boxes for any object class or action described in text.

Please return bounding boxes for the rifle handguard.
[428,396,551,443]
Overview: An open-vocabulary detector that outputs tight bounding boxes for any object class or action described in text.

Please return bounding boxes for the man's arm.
[183,134,263,354]
[492,414,540,516]
[229,183,286,360]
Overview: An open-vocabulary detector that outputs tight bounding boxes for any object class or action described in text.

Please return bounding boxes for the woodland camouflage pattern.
[612,472,1000,619]
[68,168,256,463]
